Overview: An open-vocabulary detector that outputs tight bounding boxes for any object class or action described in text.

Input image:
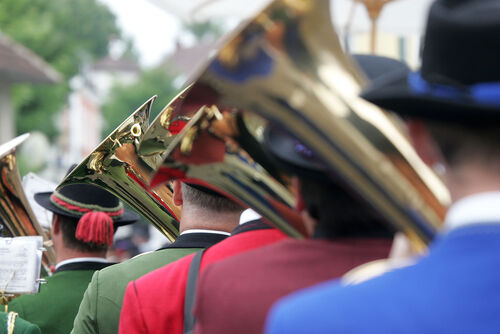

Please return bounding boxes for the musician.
[71,181,242,334]
[191,55,402,334]
[8,166,140,334]
[265,0,500,332]
[0,312,40,334]
[118,205,287,333]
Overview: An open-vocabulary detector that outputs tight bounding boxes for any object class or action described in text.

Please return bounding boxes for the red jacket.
[194,237,392,334]
[119,223,287,334]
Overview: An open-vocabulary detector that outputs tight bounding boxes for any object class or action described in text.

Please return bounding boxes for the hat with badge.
[34,165,140,246]
[361,0,500,122]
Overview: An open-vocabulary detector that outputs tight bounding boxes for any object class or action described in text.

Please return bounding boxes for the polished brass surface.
[140,89,306,238]
[58,97,180,241]
[146,0,449,245]
[0,134,56,274]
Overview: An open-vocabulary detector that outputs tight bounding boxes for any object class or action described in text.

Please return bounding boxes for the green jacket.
[71,232,227,334]
[0,312,40,334]
[8,261,110,334]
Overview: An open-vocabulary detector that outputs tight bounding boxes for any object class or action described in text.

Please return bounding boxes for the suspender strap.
[184,249,206,334]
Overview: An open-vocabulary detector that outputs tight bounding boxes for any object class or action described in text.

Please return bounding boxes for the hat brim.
[34,192,140,227]
[264,125,328,181]
[361,69,500,123]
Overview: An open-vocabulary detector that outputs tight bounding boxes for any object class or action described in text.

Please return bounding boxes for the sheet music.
[0,236,43,294]
[22,173,56,230]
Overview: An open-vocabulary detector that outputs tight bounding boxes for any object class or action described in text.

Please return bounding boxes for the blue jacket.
[265,224,500,334]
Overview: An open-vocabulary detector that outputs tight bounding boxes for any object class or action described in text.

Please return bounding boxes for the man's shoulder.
[0,312,41,334]
[95,248,200,298]
[204,228,287,259]
[134,251,196,289]
[99,248,200,279]
[204,238,294,274]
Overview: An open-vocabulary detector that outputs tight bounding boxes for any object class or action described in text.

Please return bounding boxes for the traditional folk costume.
[119,211,287,334]
[70,230,228,334]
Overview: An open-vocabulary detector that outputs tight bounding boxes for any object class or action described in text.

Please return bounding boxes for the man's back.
[9,268,100,334]
[120,224,287,334]
[194,237,391,334]
[71,232,227,334]
[266,224,500,334]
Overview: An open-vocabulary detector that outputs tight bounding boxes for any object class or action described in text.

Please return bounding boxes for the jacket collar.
[231,219,272,236]
[159,231,228,250]
[55,258,115,273]
[444,191,500,232]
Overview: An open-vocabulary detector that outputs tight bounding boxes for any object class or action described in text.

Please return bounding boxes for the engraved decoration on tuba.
[58,97,180,241]
[145,0,450,248]
[0,134,56,274]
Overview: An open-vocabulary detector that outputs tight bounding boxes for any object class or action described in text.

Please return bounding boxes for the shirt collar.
[239,209,262,225]
[55,257,109,271]
[444,191,500,231]
[179,229,230,236]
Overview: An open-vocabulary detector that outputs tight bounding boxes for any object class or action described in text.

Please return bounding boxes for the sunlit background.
[0,0,433,255]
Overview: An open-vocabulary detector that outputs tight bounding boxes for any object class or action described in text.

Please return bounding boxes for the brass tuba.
[139,86,306,238]
[58,97,181,241]
[144,0,449,247]
[0,134,56,273]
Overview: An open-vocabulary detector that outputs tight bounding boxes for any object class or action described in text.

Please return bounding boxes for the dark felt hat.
[34,165,139,227]
[361,0,500,123]
[265,54,409,177]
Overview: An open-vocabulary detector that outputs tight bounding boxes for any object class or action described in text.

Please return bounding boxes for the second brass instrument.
[0,134,56,274]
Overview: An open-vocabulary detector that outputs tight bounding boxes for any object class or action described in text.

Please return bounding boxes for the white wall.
[0,81,14,143]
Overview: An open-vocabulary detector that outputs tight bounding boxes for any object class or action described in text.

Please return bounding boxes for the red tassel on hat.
[76,211,114,246]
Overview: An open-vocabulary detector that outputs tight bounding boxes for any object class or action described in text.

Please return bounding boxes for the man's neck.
[447,163,500,203]
[178,206,240,234]
[55,248,106,265]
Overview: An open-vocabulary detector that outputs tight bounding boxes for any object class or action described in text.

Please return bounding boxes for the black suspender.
[184,249,206,334]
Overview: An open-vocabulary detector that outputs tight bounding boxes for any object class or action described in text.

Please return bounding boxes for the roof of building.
[0,31,61,84]
[92,56,140,73]
[161,41,214,76]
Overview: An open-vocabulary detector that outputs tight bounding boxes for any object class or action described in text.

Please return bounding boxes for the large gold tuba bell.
[0,134,56,273]
[139,86,306,238]
[58,97,181,241]
[145,0,449,247]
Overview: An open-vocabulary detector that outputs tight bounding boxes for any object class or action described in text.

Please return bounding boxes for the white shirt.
[55,257,109,271]
[239,209,262,225]
[443,191,500,232]
[180,229,230,236]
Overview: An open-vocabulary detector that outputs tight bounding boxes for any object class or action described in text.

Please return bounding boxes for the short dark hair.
[426,121,500,168]
[58,214,111,253]
[181,183,243,212]
[299,177,393,239]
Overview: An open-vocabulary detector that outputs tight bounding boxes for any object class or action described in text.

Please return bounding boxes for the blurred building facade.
[59,41,140,167]
[0,31,61,143]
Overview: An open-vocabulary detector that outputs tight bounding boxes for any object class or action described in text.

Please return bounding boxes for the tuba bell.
[145,0,449,247]
[58,97,181,241]
[0,134,56,274]
[139,85,307,238]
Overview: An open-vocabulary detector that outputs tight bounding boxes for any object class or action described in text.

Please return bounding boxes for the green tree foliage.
[0,0,123,138]
[183,21,224,41]
[101,69,178,136]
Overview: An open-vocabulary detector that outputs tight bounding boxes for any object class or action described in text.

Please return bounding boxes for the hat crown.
[421,0,500,85]
[56,183,120,210]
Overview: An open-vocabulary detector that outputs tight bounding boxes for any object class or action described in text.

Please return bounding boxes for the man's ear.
[407,120,445,167]
[52,215,61,235]
[172,180,183,206]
